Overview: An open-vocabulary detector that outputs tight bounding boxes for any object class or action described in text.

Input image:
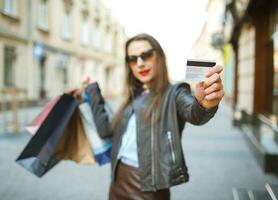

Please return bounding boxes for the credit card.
[185,59,216,82]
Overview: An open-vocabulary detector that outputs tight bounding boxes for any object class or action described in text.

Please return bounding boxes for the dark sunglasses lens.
[126,49,154,65]
[128,56,137,64]
[141,50,154,60]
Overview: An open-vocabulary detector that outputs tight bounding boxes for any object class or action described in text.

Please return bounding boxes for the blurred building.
[191,0,225,62]
[192,0,278,176]
[0,0,127,103]
[224,0,278,175]
[191,0,233,100]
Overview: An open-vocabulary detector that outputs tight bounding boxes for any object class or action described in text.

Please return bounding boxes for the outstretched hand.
[194,65,225,109]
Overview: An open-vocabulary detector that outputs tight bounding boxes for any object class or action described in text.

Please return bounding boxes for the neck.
[143,84,149,90]
[143,81,153,90]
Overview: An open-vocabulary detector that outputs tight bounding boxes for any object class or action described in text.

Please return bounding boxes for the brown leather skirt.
[109,161,170,200]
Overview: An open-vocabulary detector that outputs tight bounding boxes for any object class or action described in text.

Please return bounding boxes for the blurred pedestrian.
[69,33,224,200]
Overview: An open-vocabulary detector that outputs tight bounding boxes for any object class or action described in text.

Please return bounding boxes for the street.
[0,102,277,200]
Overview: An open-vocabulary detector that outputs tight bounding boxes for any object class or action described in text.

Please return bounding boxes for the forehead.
[127,40,152,55]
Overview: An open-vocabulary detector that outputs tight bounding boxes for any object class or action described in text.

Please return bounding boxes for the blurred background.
[0,0,278,199]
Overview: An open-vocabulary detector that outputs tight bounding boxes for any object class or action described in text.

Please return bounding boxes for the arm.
[175,85,218,125]
[176,64,224,125]
[85,82,113,139]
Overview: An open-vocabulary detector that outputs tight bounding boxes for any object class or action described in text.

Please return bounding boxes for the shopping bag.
[54,108,96,164]
[16,94,77,177]
[25,96,61,135]
[79,102,112,165]
[16,94,94,177]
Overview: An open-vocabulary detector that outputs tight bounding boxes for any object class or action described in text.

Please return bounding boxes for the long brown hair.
[112,33,170,129]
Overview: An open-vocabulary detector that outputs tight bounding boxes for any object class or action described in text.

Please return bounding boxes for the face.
[126,40,158,89]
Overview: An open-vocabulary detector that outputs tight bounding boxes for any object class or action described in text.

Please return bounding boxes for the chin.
[141,79,153,86]
[138,76,149,82]
[135,73,154,84]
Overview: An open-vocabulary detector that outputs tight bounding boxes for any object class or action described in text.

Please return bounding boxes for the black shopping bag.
[15,94,78,177]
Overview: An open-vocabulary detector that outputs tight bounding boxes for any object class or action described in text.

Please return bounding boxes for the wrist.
[195,98,218,111]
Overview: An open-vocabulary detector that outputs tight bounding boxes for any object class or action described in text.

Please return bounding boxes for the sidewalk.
[172,102,278,200]
[0,102,277,200]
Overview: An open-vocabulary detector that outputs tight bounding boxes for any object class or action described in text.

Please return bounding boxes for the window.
[3,46,15,87]
[81,20,89,46]
[93,0,100,5]
[93,0,100,9]
[105,67,111,86]
[113,31,118,55]
[93,23,101,49]
[3,0,17,16]
[61,0,73,40]
[57,55,69,86]
[38,0,48,30]
[62,13,72,40]
[104,31,112,53]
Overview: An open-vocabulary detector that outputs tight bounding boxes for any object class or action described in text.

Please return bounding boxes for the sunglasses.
[126,49,155,65]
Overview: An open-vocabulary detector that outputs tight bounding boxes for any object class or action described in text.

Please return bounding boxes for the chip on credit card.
[185,60,216,82]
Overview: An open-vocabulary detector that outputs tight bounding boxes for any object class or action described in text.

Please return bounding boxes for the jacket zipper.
[151,112,156,190]
[167,131,176,165]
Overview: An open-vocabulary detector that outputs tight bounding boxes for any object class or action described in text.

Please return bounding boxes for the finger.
[66,88,78,95]
[204,73,221,88]
[205,90,225,100]
[196,81,204,89]
[82,76,91,85]
[204,82,223,95]
[206,65,223,77]
[195,81,205,101]
[73,92,81,97]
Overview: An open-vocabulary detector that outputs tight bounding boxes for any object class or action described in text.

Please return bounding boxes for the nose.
[136,57,145,68]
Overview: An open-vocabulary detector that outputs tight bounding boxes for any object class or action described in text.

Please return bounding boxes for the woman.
[71,33,224,200]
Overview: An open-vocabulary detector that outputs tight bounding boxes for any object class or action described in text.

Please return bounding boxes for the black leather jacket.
[85,82,218,192]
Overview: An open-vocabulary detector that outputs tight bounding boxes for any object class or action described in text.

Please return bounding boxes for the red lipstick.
[139,69,150,76]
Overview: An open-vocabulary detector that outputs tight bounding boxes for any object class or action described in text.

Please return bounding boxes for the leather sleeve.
[175,84,218,125]
[85,82,113,139]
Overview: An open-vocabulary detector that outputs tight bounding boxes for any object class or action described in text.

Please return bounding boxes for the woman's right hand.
[66,87,82,97]
[66,76,92,97]
[81,76,91,87]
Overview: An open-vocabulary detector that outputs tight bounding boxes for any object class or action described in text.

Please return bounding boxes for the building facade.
[191,0,233,100]
[0,0,127,102]
[191,0,225,62]
[193,0,278,175]
[224,0,278,175]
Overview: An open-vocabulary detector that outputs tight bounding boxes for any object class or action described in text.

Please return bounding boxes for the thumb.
[195,81,205,101]
[82,76,91,86]
[195,81,204,90]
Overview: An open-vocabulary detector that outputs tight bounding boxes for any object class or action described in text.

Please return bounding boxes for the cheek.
[130,66,139,77]
[147,57,158,73]
[148,62,158,77]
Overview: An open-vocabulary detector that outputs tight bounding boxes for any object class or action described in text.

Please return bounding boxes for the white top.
[117,113,139,167]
